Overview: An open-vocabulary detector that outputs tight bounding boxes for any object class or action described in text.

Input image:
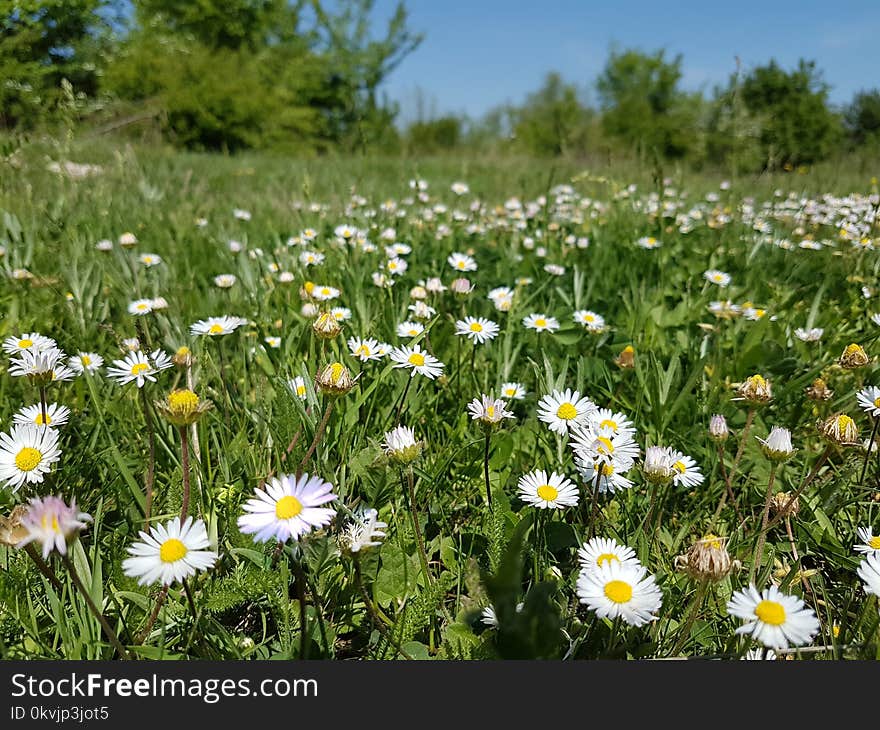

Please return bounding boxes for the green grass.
[1,137,880,660]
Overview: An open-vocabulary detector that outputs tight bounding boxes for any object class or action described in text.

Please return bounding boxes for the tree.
[596,49,699,160]
[512,72,591,156]
[845,90,880,147]
[737,59,842,168]
[0,0,114,128]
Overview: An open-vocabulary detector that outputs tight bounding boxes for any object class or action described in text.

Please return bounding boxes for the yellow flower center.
[456,261,466,269]
[296,384,306,396]
[673,460,687,474]
[838,415,855,432]
[845,344,863,356]
[599,419,618,430]
[330,362,345,383]
[536,485,558,502]
[136,303,149,311]
[584,314,594,322]
[596,552,618,567]
[596,436,614,454]
[556,402,577,420]
[81,355,91,365]
[18,339,33,349]
[176,346,190,358]
[159,538,188,563]
[869,536,880,550]
[534,318,547,328]
[469,322,483,332]
[748,374,766,387]
[874,397,880,408]
[130,362,149,375]
[41,515,60,533]
[304,281,315,294]
[408,352,425,367]
[504,388,516,396]
[600,463,615,476]
[169,389,199,414]
[275,495,303,519]
[15,447,42,472]
[356,345,370,357]
[34,413,51,426]
[604,580,633,604]
[702,534,722,550]
[208,324,224,334]
[754,600,786,626]
[486,405,495,418]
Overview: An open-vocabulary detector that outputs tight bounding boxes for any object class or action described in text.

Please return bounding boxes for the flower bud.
[409,285,428,300]
[155,389,212,427]
[173,345,192,368]
[642,445,675,486]
[449,277,474,295]
[757,426,796,462]
[315,362,356,396]
[736,374,772,405]
[708,414,729,442]
[382,425,423,464]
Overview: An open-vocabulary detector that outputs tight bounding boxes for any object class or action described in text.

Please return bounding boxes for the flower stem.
[298,399,334,475]
[138,386,156,530]
[750,463,778,583]
[353,555,413,660]
[136,586,169,644]
[730,407,756,482]
[23,544,63,592]
[483,430,492,507]
[861,417,879,484]
[403,469,432,586]
[60,553,130,659]
[670,580,707,657]
[291,558,310,660]
[179,426,191,522]
[766,445,832,532]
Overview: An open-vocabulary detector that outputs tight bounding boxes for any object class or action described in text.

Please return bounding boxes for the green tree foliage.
[596,49,699,160]
[405,116,461,154]
[0,0,113,128]
[511,72,592,156]
[845,90,880,147]
[737,60,842,168]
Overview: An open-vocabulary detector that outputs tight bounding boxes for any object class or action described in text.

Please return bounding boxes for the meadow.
[1,137,879,660]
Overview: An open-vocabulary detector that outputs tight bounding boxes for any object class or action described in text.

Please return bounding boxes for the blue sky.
[365,0,880,121]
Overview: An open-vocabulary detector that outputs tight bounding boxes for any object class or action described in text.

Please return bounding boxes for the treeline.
[3,1,880,170]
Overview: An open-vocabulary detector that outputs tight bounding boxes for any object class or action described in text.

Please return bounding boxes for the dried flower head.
[676,534,735,582]
[312,311,342,340]
[839,343,869,369]
[173,346,192,368]
[614,345,635,369]
[818,413,860,446]
[770,491,800,518]
[805,377,833,401]
[315,362,357,396]
[736,374,772,405]
[0,505,28,548]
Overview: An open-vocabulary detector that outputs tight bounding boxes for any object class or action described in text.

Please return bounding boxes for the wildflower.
[500,382,526,400]
[0,505,28,549]
[573,310,606,332]
[313,311,342,340]
[69,352,103,374]
[0,425,62,492]
[578,537,640,572]
[288,376,308,400]
[794,327,823,342]
[855,527,880,555]
[522,313,560,333]
[155,389,212,427]
[106,350,171,388]
[839,343,869,369]
[190,316,247,337]
[467,394,515,426]
[736,374,772,404]
[315,362,357,396]
[577,562,662,626]
[8,348,75,384]
[382,425,422,463]
[447,252,477,272]
[727,584,819,650]
[818,413,859,445]
[238,473,338,543]
[769,491,799,518]
[449,277,474,295]
[805,378,833,401]
[13,403,70,429]
[570,424,640,465]
[396,321,424,338]
[2,332,56,356]
[517,470,579,509]
[614,345,635,369]
[636,236,662,249]
[857,386,880,418]
[128,299,154,316]
[16,496,91,559]
[669,450,704,488]
[338,507,388,554]
[704,270,731,287]
[676,534,733,582]
[642,446,676,486]
[139,253,161,267]
[214,274,237,288]
[455,316,500,344]
[407,301,435,320]
[857,553,880,598]
[709,414,729,442]
[118,232,138,247]
[389,344,444,379]
[122,517,218,586]
[537,389,597,435]
[757,427,796,462]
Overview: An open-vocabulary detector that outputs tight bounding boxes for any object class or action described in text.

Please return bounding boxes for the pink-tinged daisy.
[237,473,338,543]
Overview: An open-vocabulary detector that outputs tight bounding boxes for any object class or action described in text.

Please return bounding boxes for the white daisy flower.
[189,316,248,336]
[128,299,154,316]
[577,561,662,626]
[573,452,635,494]
[2,332,56,356]
[467,394,515,425]
[517,469,579,509]
[573,310,606,332]
[338,507,387,554]
[855,526,880,555]
[214,274,237,288]
[299,251,324,267]
[704,269,731,287]
[578,536,641,572]
[857,386,880,418]
[454,316,500,344]
[537,389,597,435]
[122,517,218,586]
[588,408,636,437]
[8,347,75,382]
[669,450,704,488]
[106,350,171,388]
[447,252,477,272]
[330,307,352,322]
[858,553,880,598]
[386,257,408,276]
[347,337,385,362]
[237,473,338,543]
[16,495,91,559]
[570,424,640,465]
[69,352,103,374]
[288,375,308,400]
[311,284,341,301]
[727,584,819,650]
[13,403,70,429]
[389,344,444,379]
[407,301,436,321]
[636,236,662,249]
[396,321,424,338]
[264,336,281,349]
[382,425,422,462]
[522,313,559,332]
[139,253,162,267]
[0,424,62,492]
[794,327,823,342]
[500,382,526,400]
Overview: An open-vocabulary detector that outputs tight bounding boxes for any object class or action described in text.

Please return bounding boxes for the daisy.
[382,425,422,463]
[396,321,424,338]
[386,257,408,276]
[299,251,324,267]
[522,313,559,333]
[338,507,387,554]
[106,351,170,388]
[122,517,218,586]
[704,269,731,287]
[570,424,640,464]
[237,473,338,543]
[16,495,91,559]
[347,337,385,362]
[578,536,640,572]
[573,310,606,332]
[537,389,596,435]
[8,348,75,383]
[69,352,103,374]
[500,382,526,400]
[794,327,823,342]
[2,332,56,356]
[264,336,281,349]
[589,408,636,437]
[127,299,154,316]
[451,181,469,195]
[727,584,819,650]
[14,403,70,429]
[189,316,247,337]
[138,253,162,267]
[577,561,662,627]
[447,252,477,272]
[872,313,880,327]
[454,316,500,344]
[407,301,436,320]
[857,386,880,418]
[311,285,341,301]
[517,470,579,509]
[636,236,662,249]
[467,394,515,425]
[389,344,444,379]
[858,553,880,597]
[855,526,880,555]
[573,452,635,494]
[0,424,62,492]
[330,307,352,322]
[669,450,704,488]
[214,274,237,288]
[288,376,308,400]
